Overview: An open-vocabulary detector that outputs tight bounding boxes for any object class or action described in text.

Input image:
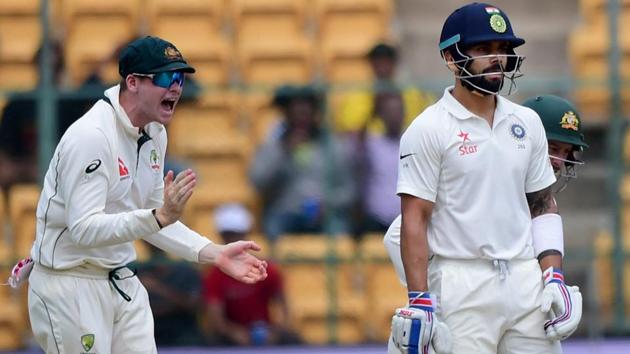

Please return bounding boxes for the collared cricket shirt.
[31,85,210,269]
[397,87,555,260]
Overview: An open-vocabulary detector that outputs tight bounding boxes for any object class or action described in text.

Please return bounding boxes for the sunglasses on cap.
[132,71,185,88]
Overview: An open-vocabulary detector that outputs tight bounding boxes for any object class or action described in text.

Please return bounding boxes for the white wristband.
[532,213,564,257]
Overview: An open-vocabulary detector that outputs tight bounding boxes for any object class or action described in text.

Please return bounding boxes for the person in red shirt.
[202,204,302,346]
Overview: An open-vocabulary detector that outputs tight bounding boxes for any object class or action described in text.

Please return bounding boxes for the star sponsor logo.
[457,130,478,156]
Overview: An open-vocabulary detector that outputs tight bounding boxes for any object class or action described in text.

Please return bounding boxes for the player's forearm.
[538,251,562,271]
[144,222,212,262]
[198,242,223,264]
[400,195,433,292]
[69,209,161,247]
[400,215,430,291]
[528,187,564,271]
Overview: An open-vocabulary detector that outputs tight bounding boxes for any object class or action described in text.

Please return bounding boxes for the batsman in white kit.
[386,3,583,354]
[7,36,268,354]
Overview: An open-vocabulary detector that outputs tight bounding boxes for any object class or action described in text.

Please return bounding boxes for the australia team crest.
[560,111,580,131]
[150,149,160,171]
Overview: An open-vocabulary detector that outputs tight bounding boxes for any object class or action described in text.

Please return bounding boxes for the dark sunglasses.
[132,71,185,88]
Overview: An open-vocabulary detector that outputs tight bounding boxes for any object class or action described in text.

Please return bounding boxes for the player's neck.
[119,91,147,128]
[451,81,497,126]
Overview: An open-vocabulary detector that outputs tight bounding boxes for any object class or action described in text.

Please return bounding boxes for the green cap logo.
[164,46,182,60]
[490,14,507,33]
[560,111,580,131]
[81,334,95,352]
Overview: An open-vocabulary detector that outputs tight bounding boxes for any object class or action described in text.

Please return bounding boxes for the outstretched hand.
[156,169,196,227]
[214,241,268,284]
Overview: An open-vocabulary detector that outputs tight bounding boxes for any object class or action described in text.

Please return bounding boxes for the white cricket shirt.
[30,85,211,269]
[397,87,555,260]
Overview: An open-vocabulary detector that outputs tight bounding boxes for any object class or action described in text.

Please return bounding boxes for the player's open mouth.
[161,98,176,113]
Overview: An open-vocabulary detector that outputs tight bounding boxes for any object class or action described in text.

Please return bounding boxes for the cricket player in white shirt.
[386,3,582,354]
[13,36,268,354]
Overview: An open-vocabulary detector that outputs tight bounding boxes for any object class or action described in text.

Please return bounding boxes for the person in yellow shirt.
[334,43,435,135]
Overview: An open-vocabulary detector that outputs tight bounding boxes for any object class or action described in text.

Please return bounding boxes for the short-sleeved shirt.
[202,261,283,326]
[397,87,556,260]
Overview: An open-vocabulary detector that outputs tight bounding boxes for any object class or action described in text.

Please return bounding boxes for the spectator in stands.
[249,85,355,241]
[353,87,405,235]
[136,245,206,347]
[334,42,435,136]
[0,40,104,188]
[203,204,301,346]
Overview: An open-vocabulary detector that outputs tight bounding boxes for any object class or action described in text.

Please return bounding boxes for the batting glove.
[6,257,34,288]
[540,267,582,340]
[391,291,453,354]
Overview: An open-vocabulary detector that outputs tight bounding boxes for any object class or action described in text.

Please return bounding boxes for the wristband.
[408,291,434,312]
[532,213,564,257]
[152,209,164,229]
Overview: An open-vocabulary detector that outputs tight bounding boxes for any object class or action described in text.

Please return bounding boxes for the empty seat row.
[0,0,393,89]
[569,0,630,121]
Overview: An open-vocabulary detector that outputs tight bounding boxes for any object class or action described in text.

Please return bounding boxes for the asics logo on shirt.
[84,159,101,174]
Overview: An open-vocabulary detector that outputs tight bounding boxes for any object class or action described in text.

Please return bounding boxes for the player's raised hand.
[200,241,268,284]
[391,292,453,354]
[156,169,196,227]
[540,267,582,340]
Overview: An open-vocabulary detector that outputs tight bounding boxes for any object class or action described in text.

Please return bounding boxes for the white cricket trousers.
[28,263,156,354]
[388,257,562,354]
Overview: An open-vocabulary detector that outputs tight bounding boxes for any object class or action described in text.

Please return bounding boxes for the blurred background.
[0,0,629,352]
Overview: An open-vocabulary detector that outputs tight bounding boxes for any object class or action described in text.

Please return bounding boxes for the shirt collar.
[440,86,515,124]
[104,85,164,138]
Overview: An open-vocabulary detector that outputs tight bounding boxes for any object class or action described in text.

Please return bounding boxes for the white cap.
[214,204,252,234]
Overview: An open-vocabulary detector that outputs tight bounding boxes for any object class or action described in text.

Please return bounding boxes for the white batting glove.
[540,267,582,340]
[391,291,453,354]
[6,258,34,288]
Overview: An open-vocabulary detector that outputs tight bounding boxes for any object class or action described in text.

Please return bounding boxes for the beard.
[461,63,505,95]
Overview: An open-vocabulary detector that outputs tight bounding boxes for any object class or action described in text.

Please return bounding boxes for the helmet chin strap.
[550,154,584,194]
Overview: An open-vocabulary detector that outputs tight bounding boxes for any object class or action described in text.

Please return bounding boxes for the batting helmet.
[439,3,525,95]
[522,94,588,149]
[522,95,588,184]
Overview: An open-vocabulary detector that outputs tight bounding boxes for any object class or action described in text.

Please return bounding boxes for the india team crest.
[81,334,95,352]
[510,123,526,140]
[559,111,580,131]
[489,14,507,33]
